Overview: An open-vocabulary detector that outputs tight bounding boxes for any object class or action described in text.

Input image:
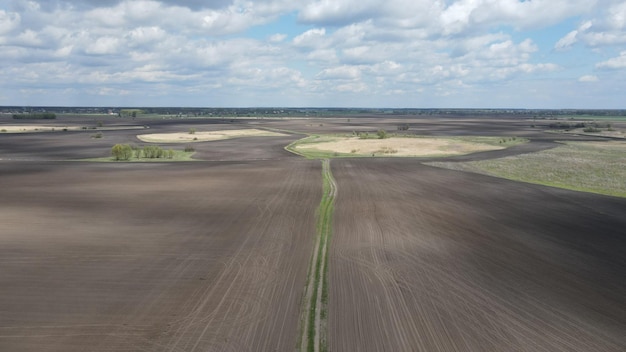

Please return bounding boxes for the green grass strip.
[301,159,335,352]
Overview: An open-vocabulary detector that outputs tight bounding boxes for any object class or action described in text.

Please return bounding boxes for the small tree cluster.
[143,145,165,158]
[397,124,410,131]
[111,144,132,161]
[141,145,176,159]
[376,129,389,139]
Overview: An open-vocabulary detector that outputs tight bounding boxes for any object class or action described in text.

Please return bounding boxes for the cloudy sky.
[1,0,626,108]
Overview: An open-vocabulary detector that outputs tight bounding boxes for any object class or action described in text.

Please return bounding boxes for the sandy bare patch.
[137,128,286,143]
[0,125,84,133]
[296,137,504,156]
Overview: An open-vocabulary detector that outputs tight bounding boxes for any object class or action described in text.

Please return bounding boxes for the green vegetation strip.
[427,141,626,198]
[300,159,335,352]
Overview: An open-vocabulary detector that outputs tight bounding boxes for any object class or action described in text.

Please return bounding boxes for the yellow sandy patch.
[0,125,83,133]
[296,136,504,156]
[137,129,286,143]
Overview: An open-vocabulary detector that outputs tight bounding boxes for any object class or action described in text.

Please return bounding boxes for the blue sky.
[1,0,625,108]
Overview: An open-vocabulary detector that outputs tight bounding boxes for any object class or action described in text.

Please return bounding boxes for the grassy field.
[427,141,626,197]
[86,150,196,162]
[288,134,526,159]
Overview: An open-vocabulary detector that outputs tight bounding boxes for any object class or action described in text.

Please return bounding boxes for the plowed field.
[1,114,625,352]
[0,160,320,351]
[329,159,626,351]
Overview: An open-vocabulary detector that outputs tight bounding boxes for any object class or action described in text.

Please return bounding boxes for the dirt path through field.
[299,159,336,352]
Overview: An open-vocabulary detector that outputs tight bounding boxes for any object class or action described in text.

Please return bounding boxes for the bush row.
[111,144,183,161]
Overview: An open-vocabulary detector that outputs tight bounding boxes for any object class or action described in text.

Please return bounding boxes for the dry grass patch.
[428,141,626,197]
[137,128,286,143]
[294,136,508,157]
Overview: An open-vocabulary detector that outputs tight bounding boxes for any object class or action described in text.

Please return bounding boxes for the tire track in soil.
[0,160,320,352]
[164,163,310,352]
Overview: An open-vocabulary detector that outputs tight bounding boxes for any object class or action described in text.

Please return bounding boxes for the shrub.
[143,145,164,158]
[583,127,601,133]
[92,132,103,139]
[111,144,132,161]
[167,149,175,159]
[397,124,410,131]
[189,128,196,134]
[184,145,195,152]
[377,129,389,139]
[1,129,6,133]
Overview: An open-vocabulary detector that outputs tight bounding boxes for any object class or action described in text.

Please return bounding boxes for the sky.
[1,0,626,108]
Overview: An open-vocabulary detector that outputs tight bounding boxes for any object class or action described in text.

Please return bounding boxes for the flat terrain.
[1,113,625,352]
[293,135,521,157]
[329,159,626,351]
[0,160,321,351]
[429,140,626,197]
[137,129,286,143]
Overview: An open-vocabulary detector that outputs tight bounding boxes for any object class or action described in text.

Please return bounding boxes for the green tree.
[376,129,389,139]
[111,144,132,161]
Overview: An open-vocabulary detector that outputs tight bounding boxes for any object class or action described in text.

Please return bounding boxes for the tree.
[111,144,132,161]
[376,129,389,139]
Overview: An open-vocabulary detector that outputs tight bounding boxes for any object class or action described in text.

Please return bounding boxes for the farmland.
[1,112,625,351]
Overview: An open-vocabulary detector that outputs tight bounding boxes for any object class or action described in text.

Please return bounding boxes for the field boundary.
[299,159,336,352]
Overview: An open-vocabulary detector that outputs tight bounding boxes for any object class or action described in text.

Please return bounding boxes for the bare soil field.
[329,158,626,351]
[1,114,625,352]
[0,160,321,351]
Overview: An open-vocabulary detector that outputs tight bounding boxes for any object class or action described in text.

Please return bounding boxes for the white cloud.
[440,0,594,34]
[555,30,579,50]
[85,37,121,55]
[298,0,379,25]
[0,10,21,35]
[293,28,327,47]
[0,1,624,107]
[335,81,368,93]
[269,33,287,42]
[596,51,626,69]
[579,75,599,82]
[317,65,361,80]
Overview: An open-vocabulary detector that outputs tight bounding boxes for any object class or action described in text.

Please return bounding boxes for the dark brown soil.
[328,158,626,351]
[1,114,625,351]
[0,160,320,351]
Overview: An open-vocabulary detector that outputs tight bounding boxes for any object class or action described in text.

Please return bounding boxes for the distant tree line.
[548,121,612,130]
[12,113,56,120]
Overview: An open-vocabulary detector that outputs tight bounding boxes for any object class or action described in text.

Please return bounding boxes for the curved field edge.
[426,140,626,198]
[286,134,526,159]
[136,129,286,143]
[299,159,335,352]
